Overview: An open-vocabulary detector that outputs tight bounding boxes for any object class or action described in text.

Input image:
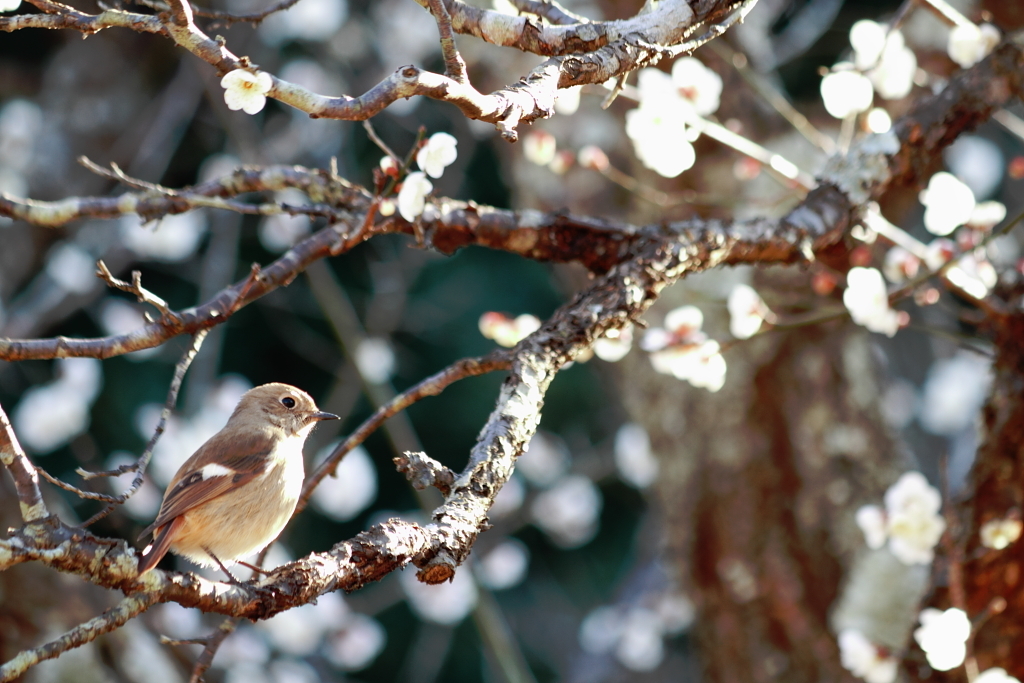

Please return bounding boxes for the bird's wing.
[139,430,276,540]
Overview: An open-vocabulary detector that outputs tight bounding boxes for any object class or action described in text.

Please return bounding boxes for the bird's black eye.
[281,397,296,408]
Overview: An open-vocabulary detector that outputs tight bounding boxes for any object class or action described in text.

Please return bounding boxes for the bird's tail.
[137,516,184,574]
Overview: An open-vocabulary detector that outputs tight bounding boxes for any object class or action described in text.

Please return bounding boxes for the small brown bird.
[137,383,338,575]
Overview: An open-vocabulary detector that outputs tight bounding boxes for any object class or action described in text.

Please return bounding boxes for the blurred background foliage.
[2,0,1022,681]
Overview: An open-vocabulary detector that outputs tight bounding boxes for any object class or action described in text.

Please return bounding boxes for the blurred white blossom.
[105,452,162,521]
[490,474,525,518]
[615,608,665,671]
[849,20,887,70]
[980,518,1023,550]
[727,284,771,339]
[221,70,273,115]
[948,23,1000,68]
[397,171,432,221]
[155,603,204,640]
[593,324,633,362]
[322,614,386,671]
[260,190,312,252]
[924,238,956,270]
[855,505,887,550]
[475,538,530,590]
[914,607,970,671]
[260,0,347,44]
[821,68,874,119]
[882,247,920,284]
[579,606,623,654]
[0,1,21,15]
[13,358,103,454]
[523,131,557,166]
[866,107,892,133]
[625,98,696,178]
[417,132,458,178]
[121,212,206,262]
[945,135,1004,200]
[867,29,916,100]
[671,57,722,116]
[354,337,396,385]
[259,591,347,656]
[919,351,992,436]
[46,242,96,294]
[518,431,570,486]
[554,85,582,115]
[0,99,40,172]
[531,474,602,547]
[614,422,658,489]
[946,252,998,299]
[311,444,377,522]
[843,267,900,337]
[401,566,478,624]
[838,629,898,683]
[478,312,541,348]
[977,669,1022,683]
[921,172,976,236]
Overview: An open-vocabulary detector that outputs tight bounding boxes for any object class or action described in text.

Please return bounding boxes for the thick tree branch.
[0,403,47,523]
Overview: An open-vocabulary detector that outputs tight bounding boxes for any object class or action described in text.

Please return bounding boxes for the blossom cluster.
[641,306,726,392]
[625,58,722,178]
[396,132,458,221]
[855,471,946,565]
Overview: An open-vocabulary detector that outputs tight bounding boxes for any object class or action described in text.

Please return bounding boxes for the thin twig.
[297,349,512,513]
[188,619,237,683]
[96,261,176,321]
[424,0,468,84]
[77,330,207,527]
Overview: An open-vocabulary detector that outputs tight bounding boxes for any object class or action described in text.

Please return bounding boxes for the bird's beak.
[309,411,340,422]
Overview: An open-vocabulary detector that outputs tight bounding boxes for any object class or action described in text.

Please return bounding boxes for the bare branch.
[0,593,160,682]
[0,403,48,523]
[394,452,457,496]
[425,0,468,83]
[188,618,237,683]
[96,261,176,321]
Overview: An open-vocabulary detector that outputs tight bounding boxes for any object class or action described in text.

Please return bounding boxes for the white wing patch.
[200,463,234,480]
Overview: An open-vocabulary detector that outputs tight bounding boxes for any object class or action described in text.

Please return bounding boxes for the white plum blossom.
[478,312,541,348]
[921,172,976,236]
[310,443,377,522]
[867,29,916,100]
[968,201,1007,231]
[914,607,971,671]
[614,422,658,489]
[884,471,946,565]
[671,57,722,116]
[593,324,633,362]
[615,608,665,671]
[260,0,347,44]
[0,0,19,11]
[976,669,1022,683]
[221,69,273,115]
[948,23,1000,68]
[727,284,771,339]
[625,98,696,178]
[980,518,1023,550]
[843,267,900,337]
[854,472,947,565]
[531,474,602,547]
[401,565,478,624]
[866,107,892,133]
[397,171,432,221]
[642,306,727,392]
[849,20,887,70]
[416,132,458,178]
[821,68,874,119]
[838,629,899,683]
[855,505,887,550]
